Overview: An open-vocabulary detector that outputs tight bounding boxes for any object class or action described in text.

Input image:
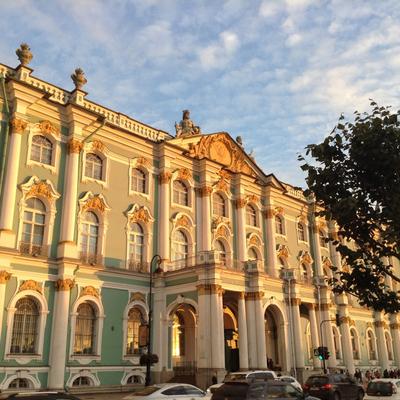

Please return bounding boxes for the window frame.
[297,222,307,242]
[173,180,190,207]
[81,144,109,187]
[246,204,258,227]
[275,214,285,235]
[130,167,147,194]
[212,192,227,217]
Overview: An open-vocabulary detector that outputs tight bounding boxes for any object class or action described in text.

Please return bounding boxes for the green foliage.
[299,101,400,313]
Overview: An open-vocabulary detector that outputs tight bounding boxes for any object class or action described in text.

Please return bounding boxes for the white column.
[200,187,212,251]
[152,278,166,380]
[375,311,389,371]
[320,299,337,368]
[48,279,74,389]
[246,295,258,368]
[236,199,247,263]
[390,315,400,368]
[0,271,11,338]
[58,139,82,258]
[210,286,225,369]
[290,298,305,369]
[264,206,277,277]
[254,293,267,369]
[237,292,249,370]
[338,304,355,375]
[0,118,27,247]
[158,171,171,265]
[309,304,321,369]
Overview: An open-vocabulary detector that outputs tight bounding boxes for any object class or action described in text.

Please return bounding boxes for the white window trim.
[171,178,194,210]
[332,325,342,359]
[1,372,41,391]
[211,190,231,219]
[213,236,233,268]
[366,328,378,360]
[18,176,60,258]
[245,203,260,228]
[69,294,105,364]
[350,328,361,359]
[274,214,286,237]
[121,371,145,385]
[385,330,394,360]
[129,158,154,198]
[4,289,49,364]
[122,300,149,361]
[81,142,109,188]
[296,221,308,244]
[66,371,100,388]
[26,123,61,174]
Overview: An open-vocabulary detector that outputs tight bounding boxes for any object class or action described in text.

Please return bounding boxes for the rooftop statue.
[16,43,33,66]
[175,110,201,137]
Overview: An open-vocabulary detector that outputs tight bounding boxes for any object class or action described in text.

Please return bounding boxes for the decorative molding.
[176,215,192,228]
[212,216,231,231]
[80,286,100,298]
[390,322,400,330]
[177,167,192,181]
[159,171,172,184]
[26,181,55,200]
[39,120,59,136]
[339,316,351,324]
[197,185,213,197]
[246,194,259,204]
[318,303,330,311]
[276,244,290,260]
[0,271,12,284]
[127,205,153,224]
[80,192,111,215]
[19,279,42,294]
[130,292,146,303]
[274,206,284,215]
[286,298,301,306]
[68,138,83,154]
[235,198,246,209]
[135,157,150,168]
[374,320,387,329]
[55,278,75,291]
[186,133,256,176]
[297,214,307,224]
[238,292,245,300]
[91,140,105,153]
[215,224,230,240]
[197,284,223,295]
[322,256,333,269]
[245,291,264,300]
[264,208,275,219]
[214,169,231,194]
[248,234,261,247]
[298,250,313,265]
[10,117,28,134]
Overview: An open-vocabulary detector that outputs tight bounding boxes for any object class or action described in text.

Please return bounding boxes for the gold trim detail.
[277,245,289,260]
[130,292,146,303]
[198,186,213,197]
[177,168,191,181]
[246,194,259,204]
[0,271,12,284]
[68,138,83,154]
[235,198,246,209]
[215,224,230,239]
[245,291,264,300]
[136,157,150,167]
[374,320,387,328]
[299,251,313,265]
[83,195,107,214]
[129,207,152,224]
[274,206,284,215]
[249,235,261,247]
[264,208,274,219]
[197,284,224,295]
[10,117,27,134]
[80,286,100,298]
[27,181,53,200]
[55,278,75,291]
[39,120,59,136]
[19,280,42,294]
[390,323,400,330]
[92,140,105,153]
[176,215,192,228]
[159,171,172,184]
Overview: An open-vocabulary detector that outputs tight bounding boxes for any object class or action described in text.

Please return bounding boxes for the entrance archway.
[224,306,239,372]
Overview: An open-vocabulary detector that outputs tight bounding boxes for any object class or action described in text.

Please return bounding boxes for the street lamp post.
[145,254,162,386]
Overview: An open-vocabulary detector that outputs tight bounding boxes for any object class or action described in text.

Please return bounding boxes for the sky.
[1,0,400,187]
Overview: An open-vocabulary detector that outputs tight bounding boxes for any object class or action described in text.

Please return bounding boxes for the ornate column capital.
[67,138,83,154]
[390,322,400,330]
[55,278,75,291]
[245,291,264,300]
[159,171,172,184]
[0,270,12,284]
[263,208,274,219]
[238,291,245,300]
[197,283,224,295]
[196,185,213,197]
[374,320,386,328]
[317,303,330,311]
[339,316,351,324]
[10,117,28,134]
[285,298,301,306]
[235,198,246,209]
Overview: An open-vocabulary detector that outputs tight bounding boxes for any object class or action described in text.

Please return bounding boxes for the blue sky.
[1,0,400,186]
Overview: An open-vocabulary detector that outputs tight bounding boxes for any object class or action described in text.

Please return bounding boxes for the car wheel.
[333,392,341,400]
[357,389,364,400]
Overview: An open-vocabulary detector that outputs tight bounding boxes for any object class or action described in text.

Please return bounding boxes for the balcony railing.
[128,260,150,273]
[80,252,102,266]
[19,242,48,257]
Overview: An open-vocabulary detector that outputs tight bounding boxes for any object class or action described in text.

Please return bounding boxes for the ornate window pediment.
[126,204,154,225]
[19,176,60,204]
[171,212,195,229]
[79,192,111,215]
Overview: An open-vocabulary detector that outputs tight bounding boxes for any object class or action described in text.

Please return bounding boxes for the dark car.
[211,380,320,400]
[6,392,81,400]
[303,374,364,400]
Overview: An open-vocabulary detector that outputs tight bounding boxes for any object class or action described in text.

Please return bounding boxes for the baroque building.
[0,44,399,392]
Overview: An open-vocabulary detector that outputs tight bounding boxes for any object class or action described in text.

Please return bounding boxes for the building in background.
[0,44,399,392]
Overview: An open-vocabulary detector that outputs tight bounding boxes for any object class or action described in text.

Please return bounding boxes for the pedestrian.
[212,372,218,385]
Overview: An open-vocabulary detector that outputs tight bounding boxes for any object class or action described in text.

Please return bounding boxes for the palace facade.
[0,44,399,392]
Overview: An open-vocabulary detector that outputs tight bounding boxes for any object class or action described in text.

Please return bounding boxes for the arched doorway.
[224,306,239,372]
[265,304,287,372]
[170,303,197,374]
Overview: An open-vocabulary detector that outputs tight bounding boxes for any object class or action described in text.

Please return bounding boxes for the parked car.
[278,376,303,392]
[206,370,278,397]
[365,379,400,400]
[123,383,206,400]
[303,374,364,400]
[211,380,320,400]
[6,392,81,400]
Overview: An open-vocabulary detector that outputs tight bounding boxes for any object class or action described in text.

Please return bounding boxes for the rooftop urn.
[71,67,87,90]
[16,43,33,66]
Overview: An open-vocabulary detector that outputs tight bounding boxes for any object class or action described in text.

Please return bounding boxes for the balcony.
[80,252,103,266]
[19,242,48,257]
[128,260,150,273]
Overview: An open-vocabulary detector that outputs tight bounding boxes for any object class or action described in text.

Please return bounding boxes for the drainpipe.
[0,74,10,201]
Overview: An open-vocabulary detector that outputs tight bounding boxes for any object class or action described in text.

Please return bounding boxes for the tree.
[299,101,400,313]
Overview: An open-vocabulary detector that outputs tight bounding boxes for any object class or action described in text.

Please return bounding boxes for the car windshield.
[367,381,393,395]
[306,376,329,386]
[224,374,248,382]
[131,386,161,396]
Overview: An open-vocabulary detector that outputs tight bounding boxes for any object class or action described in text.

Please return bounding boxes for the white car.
[277,375,303,392]
[365,379,400,400]
[124,383,207,400]
[206,370,278,397]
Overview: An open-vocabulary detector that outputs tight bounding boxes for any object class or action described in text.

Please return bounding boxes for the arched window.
[128,223,144,269]
[275,215,284,234]
[297,222,306,241]
[80,211,99,264]
[30,135,53,165]
[72,376,92,386]
[74,303,96,355]
[305,322,313,360]
[246,205,257,226]
[332,327,342,359]
[126,308,145,355]
[85,153,103,180]
[9,378,30,389]
[367,330,377,360]
[21,198,46,256]
[127,375,143,384]
[319,230,327,248]
[10,298,39,354]
[385,331,393,360]
[248,247,258,261]
[213,193,226,217]
[350,328,360,359]
[173,180,189,206]
[173,230,188,261]
[131,168,146,193]
[172,313,185,357]
[215,240,227,264]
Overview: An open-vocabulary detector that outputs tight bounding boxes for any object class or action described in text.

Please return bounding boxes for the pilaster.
[158,169,171,265]
[390,315,400,368]
[374,311,389,370]
[264,202,277,277]
[338,303,355,375]
[0,271,12,338]
[237,292,249,370]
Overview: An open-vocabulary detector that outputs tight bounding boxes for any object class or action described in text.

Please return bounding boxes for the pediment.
[183,132,259,177]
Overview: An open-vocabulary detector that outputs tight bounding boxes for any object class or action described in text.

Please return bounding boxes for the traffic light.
[314,346,330,360]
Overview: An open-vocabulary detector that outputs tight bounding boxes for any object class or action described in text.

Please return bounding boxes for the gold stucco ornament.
[16,43,33,66]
